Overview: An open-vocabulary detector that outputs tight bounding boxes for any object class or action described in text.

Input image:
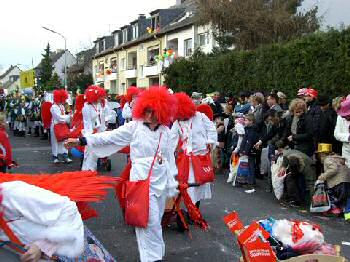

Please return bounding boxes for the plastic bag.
[236,156,250,184]
[310,182,331,213]
[271,156,286,200]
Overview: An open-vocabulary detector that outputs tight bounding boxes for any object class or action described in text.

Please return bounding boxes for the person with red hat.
[302,87,322,149]
[65,86,178,262]
[50,89,72,164]
[122,86,139,123]
[334,97,350,167]
[170,93,217,210]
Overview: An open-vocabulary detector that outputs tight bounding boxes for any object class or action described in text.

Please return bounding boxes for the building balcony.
[144,64,162,77]
[106,72,117,80]
[125,68,138,79]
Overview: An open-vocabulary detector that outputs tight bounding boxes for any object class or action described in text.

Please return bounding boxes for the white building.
[0,65,21,86]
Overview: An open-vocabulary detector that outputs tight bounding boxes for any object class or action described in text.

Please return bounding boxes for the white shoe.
[227,173,233,183]
[64,158,73,164]
[53,158,60,164]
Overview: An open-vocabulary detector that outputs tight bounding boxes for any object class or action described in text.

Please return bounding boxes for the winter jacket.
[285,113,314,157]
[259,118,288,147]
[234,102,251,115]
[334,116,350,167]
[240,125,259,156]
[318,154,350,189]
[306,101,322,145]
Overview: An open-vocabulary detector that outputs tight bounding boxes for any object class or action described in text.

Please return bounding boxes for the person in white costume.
[82,86,106,136]
[50,89,72,164]
[0,181,84,261]
[122,86,139,123]
[81,86,108,171]
[170,93,217,208]
[65,86,178,262]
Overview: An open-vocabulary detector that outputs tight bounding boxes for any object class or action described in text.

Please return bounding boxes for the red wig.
[174,92,196,120]
[197,103,214,121]
[41,101,53,129]
[53,89,68,104]
[85,86,99,104]
[125,86,139,103]
[98,87,107,98]
[133,86,177,126]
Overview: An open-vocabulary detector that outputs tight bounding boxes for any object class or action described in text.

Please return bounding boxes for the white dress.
[170,112,218,204]
[83,121,178,262]
[50,104,70,157]
[0,181,84,258]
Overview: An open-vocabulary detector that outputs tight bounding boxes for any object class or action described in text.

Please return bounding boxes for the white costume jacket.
[50,104,70,157]
[334,115,350,167]
[0,181,84,258]
[82,103,106,136]
[170,112,217,203]
[122,102,132,122]
[82,121,178,262]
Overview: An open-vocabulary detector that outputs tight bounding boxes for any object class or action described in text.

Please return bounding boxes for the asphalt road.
[4,131,350,261]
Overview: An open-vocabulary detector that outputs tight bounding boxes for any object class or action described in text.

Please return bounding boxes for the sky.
[1,0,350,74]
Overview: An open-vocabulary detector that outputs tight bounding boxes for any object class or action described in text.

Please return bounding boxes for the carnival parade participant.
[170,93,217,209]
[50,89,72,164]
[13,97,27,137]
[0,113,13,173]
[80,86,108,171]
[122,86,139,123]
[65,86,178,262]
[0,171,117,261]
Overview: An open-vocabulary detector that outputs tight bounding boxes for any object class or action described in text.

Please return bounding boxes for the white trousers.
[135,194,167,262]
[187,159,212,204]
[50,125,68,157]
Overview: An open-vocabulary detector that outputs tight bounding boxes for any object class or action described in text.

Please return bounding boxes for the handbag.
[191,152,215,185]
[236,156,250,184]
[124,133,162,228]
[54,123,70,142]
[310,182,331,213]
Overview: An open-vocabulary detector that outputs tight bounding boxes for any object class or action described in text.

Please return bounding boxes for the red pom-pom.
[53,89,68,104]
[174,92,196,120]
[85,85,100,104]
[133,86,177,126]
[197,103,214,121]
[125,86,139,103]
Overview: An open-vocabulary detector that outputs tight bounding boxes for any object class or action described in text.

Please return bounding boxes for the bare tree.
[197,0,319,50]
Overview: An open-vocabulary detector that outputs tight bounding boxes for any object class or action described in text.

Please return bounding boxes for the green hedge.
[164,28,350,97]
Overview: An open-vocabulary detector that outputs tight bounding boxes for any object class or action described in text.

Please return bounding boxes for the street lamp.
[42,26,67,89]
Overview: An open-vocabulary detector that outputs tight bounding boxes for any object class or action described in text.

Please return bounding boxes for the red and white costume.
[0,171,117,259]
[170,93,217,204]
[50,90,70,158]
[122,86,139,123]
[82,87,178,262]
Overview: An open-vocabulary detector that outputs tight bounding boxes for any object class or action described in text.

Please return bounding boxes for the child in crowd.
[238,113,259,188]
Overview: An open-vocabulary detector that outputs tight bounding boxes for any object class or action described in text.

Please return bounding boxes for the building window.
[132,24,138,39]
[114,33,119,46]
[198,33,206,47]
[151,15,160,32]
[120,58,126,70]
[110,58,117,73]
[147,47,159,66]
[184,38,193,57]
[122,29,128,43]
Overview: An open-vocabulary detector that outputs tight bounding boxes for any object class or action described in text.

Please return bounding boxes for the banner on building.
[20,69,35,88]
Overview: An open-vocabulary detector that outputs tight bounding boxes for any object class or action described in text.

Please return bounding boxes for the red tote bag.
[54,123,70,142]
[191,153,215,185]
[124,133,162,228]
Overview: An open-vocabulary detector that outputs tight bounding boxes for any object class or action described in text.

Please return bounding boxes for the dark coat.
[285,113,315,157]
[240,125,259,156]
